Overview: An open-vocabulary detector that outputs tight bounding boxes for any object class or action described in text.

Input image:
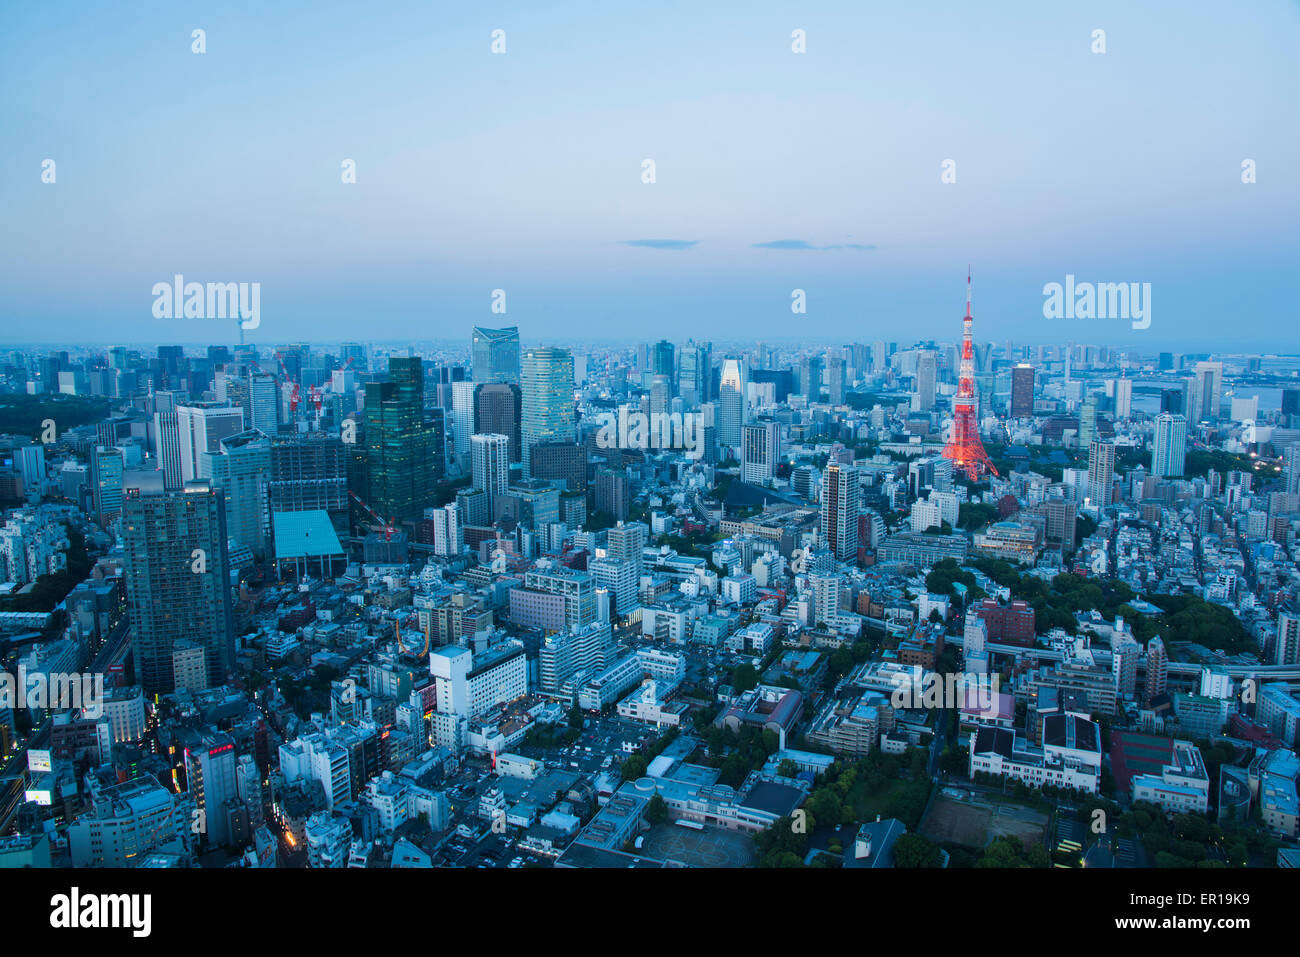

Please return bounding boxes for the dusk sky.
[2,0,1297,349]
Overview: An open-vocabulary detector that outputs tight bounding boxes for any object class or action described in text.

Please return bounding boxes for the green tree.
[645,793,668,825]
[893,834,942,868]
[621,754,648,782]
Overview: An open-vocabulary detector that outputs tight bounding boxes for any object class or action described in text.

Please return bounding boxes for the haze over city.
[2,0,1298,347]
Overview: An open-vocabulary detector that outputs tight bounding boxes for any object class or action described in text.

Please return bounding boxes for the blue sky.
[2,0,1297,349]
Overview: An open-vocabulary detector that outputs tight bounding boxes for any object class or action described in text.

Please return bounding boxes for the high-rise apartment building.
[470,433,511,513]
[1276,607,1300,667]
[820,463,860,561]
[1152,413,1187,479]
[121,485,235,694]
[1087,439,1115,507]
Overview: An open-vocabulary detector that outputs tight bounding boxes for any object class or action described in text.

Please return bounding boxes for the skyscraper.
[1078,392,1100,448]
[363,357,445,522]
[470,433,511,512]
[1010,363,1035,417]
[677,340,709,406]
[820,463,860,561]
[652,340,675,381]
[474,382,522,463]
[741,421,780,485]
[199,430,272,560]
[1284,444,1300,496]
[521,348,575,477]
[1087,439,1116,507]
[1188,361,1223,423]
[912,352,936,412]
[122,485,235,695]
[471,326,521,384]
[176,403,244,484]
[246,371,279,435]
[826,356,846,406]
[268,433,349,538]
[450,380,475,472]
[800,356,824,403]
[1276,606,1300,666]
[1144,636,1168,707]
[1151,413,1187,479]
[90,446,124,524]
[716,386,743,451]
[1114,376,1133,420]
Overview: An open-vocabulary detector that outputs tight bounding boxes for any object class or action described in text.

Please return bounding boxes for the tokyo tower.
[942,269,998,481]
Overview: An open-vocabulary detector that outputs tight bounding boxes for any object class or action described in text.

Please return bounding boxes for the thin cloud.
[619,239,700,250]
[752,240,878,251]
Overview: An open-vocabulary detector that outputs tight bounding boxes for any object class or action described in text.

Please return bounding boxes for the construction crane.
[274,351,301,414]
[348,490,397,541]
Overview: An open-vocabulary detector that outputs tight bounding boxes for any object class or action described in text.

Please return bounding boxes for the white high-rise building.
[1114,377,1132,419]
[470,433,511,512]
[1087,439,1115,508]
[247,372,279,435]
[176,403,244,484]
[1151,413,1187,478]
[429,504,462,557]
[450,380,475,472]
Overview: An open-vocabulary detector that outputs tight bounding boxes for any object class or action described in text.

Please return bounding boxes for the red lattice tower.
[942,268,998,481]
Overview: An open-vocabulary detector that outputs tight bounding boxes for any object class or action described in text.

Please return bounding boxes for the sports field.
[639,823,756,868]
[920,793,1047,850]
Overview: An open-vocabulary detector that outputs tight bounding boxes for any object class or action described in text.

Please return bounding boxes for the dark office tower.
[363,357,444,522]
[651,340,675,382]
[530,442,587,493]
[1282,389,1300,418]
[1010,363,1035,417]
[474,383,522,463]
[1160,387,1185,415]
[268,434,350,538]
[751,369,793,403]
[207,346,233,369]
[594,467,630,521]
[1158,352,1174,371]
[471,326,521,384]
[799,356,824,402]
[121,485,235,695]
